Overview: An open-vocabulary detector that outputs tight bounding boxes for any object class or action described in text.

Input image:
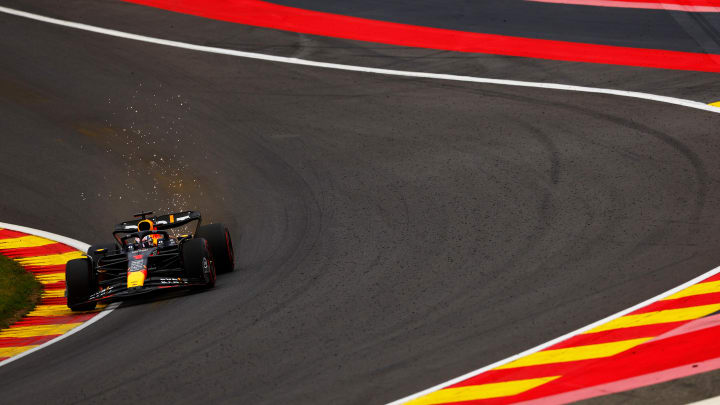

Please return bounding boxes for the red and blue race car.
[65,210,234,311]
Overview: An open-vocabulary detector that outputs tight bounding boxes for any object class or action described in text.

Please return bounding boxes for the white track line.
[0,222,119,368]
[0,5,719,115]
[2,2,720,399]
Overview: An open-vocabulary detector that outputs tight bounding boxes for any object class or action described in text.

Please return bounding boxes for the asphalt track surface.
[1,1,720,404]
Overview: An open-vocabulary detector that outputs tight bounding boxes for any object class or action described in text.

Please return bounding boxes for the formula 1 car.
[64,210,234,311]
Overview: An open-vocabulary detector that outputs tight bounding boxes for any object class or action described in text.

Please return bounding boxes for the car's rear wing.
[113,210,202,234]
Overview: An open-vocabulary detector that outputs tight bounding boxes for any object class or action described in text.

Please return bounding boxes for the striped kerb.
[0,229,104,363]
[405,272,720,404]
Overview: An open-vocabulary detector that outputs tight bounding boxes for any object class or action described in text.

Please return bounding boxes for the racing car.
[64,210,234,311]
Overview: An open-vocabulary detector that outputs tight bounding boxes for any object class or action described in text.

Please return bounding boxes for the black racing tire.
[182,238,216,288]
[196,223,234,273]
[87,242,119,263]
[65,258,98,311]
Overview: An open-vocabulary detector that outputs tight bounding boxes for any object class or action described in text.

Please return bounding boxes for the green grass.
[0,254,42,330]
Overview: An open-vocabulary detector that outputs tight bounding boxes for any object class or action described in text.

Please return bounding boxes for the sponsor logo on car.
[89,286,114,299]
[159,277,188,284]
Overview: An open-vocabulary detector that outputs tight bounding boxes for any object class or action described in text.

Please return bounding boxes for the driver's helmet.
[137,219,160,246]
[137,219,155,232]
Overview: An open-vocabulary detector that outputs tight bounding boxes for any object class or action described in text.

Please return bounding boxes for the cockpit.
[113,211,202,251]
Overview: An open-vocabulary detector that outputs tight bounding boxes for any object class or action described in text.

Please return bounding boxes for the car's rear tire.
[182,238,215,287]
[65,258,98,311]
[196,223,234,273]
[87,242,119,263]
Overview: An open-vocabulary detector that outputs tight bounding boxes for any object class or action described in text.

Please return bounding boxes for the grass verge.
[0,254,42,330]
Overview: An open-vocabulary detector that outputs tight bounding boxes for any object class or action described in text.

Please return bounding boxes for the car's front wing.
[77,276,207,305]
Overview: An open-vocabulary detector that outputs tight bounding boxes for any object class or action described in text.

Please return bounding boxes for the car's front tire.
[65,258,98,311]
